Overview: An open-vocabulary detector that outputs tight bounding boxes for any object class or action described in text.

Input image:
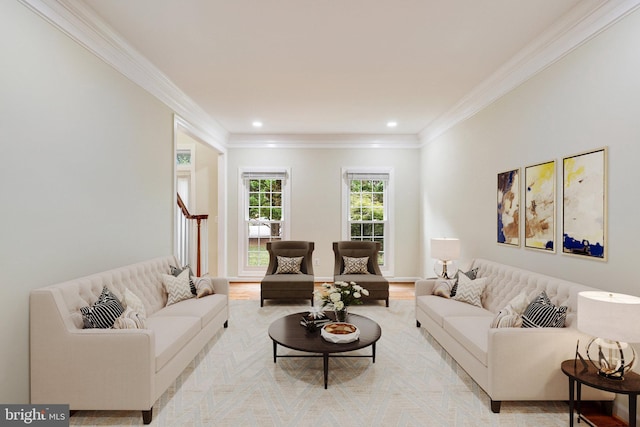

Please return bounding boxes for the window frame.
[341,167,394,276]
[238,167,291,277]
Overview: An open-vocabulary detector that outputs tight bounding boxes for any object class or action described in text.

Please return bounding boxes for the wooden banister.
[176,194,208,276]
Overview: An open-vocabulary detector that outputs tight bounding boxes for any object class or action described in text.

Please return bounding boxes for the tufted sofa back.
[42,256,178,330]
[472,258,599,327]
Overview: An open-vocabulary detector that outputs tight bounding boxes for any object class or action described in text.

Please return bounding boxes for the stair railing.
[176,193,208,276]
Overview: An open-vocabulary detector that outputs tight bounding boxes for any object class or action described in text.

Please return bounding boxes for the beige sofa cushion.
[443,316,493,366]
[157,294,227,328]
[416,295,492,327]
[146,315,200,371]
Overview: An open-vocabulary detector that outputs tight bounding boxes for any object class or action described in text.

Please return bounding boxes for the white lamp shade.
[577,291,640,343]
[430,238,460,261]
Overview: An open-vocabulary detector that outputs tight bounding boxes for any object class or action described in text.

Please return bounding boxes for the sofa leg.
[311,298,314,307]
[142,409,153,424]
[416,320,421,328]
[385,298,389,307]
[260,299,264,307]
[490,400,501,413]
[224,320,228,328]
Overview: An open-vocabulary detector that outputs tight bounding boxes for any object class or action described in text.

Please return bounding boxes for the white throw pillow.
[432,279,455,298]
[113,306,146,329]
[451,274,487,307]
[194,276,215,298]
[490,292,528,328]
[123,288,146,318]
[162,269,194,306]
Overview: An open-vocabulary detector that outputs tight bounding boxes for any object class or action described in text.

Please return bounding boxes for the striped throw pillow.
[80,286,125,329]
[521,291,567,328]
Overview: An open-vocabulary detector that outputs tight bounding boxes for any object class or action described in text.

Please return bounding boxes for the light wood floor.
[229,282,415,300]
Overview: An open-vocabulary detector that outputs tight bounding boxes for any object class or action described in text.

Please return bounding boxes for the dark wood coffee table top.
[268,311,382,354]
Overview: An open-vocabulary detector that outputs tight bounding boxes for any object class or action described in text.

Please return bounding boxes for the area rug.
[70,300,568,426]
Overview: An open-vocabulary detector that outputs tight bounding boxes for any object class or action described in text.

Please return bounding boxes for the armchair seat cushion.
[261,274,314,289]
[334,274,388,291]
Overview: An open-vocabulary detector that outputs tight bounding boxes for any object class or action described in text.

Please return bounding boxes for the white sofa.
[29,255,229,424]
[415,258,614,413]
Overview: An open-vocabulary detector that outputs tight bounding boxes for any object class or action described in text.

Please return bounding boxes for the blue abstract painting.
[562,148,607,260]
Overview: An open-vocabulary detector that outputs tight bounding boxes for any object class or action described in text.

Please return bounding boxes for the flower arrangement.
[314,281,369,311]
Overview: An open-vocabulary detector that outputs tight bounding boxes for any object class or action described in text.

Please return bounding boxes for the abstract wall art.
[525,160,555,252]
[562,147,607,260]
[497,168,520,246]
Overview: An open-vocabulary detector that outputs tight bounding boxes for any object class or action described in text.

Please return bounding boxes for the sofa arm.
[487,327,614,401]
[208,277,229,295]
[415,279,437,297]
[30,290,156,410]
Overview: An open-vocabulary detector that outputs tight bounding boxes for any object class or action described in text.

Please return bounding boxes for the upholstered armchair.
[260,241,315,307]
[333,241,389,307]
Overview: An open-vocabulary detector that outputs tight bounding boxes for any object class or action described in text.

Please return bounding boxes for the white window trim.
[341,167,394,277]
[238,167,291,277]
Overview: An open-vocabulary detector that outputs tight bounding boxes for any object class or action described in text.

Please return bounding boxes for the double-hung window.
[239,169,290,275]
[342,168,393,275]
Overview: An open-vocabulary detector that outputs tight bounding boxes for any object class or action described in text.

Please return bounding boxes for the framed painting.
[562,147,607,260]
[497,168,520,246]
[524,160,555,252]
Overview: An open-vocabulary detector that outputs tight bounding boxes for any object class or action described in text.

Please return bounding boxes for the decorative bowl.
[321,322,360,343]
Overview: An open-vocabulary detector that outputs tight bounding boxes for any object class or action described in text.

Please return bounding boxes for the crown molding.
[419,0,640,146]
[227,133,420,149]
[18,0,229,149]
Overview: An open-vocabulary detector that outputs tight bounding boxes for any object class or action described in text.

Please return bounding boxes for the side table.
[561,359,640,427]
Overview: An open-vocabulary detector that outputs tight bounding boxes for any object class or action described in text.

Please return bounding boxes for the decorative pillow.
[194,276,215,298]
[80,286,125,329]
[171,265,196,295]
[112,307,146,329]
[432,279,455,298]
[491,292,529,328]
[521,292,568,328]
[451,267,479,297]
[162,269,195,306]
[451,274,487,307]
[491,292,528,328]
[123,288,146,318]
[342,256,370,274]
[275,256,304,274]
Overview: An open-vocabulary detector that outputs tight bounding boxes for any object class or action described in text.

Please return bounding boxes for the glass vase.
[335,307,348,322]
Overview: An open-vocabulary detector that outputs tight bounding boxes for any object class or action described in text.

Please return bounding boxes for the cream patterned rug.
[71,300,568,426]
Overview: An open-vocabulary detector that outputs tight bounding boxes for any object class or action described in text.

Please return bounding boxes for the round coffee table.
[268,312,382,389]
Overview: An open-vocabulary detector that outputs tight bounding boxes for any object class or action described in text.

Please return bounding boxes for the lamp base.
[434,260,457,280]
[586,338,637,380]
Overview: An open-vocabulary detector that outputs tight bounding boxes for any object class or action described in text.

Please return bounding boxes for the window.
[239,169,290,274]
[343,169,393,274]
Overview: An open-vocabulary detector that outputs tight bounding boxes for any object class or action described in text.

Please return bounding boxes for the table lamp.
[430,238,460,279]
[577,291,640,380]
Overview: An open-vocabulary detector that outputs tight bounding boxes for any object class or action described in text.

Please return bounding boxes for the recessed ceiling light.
[252,121,263,128]
[387,121,398,128]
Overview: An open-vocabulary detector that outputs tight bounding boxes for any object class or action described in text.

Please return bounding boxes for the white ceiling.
[67,0,619,141]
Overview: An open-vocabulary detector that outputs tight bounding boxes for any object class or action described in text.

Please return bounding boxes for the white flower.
[362,288,370,296]
[334,301,345,310]
[353,292,361,298]
[329,292,341,302]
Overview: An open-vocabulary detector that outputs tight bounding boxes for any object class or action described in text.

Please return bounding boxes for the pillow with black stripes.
[521,291,567,328]
[80,286,125,329]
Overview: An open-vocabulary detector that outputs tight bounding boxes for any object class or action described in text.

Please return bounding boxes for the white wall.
[227,146,421,280]
[420,7,640,422]
[0,1,174,403]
